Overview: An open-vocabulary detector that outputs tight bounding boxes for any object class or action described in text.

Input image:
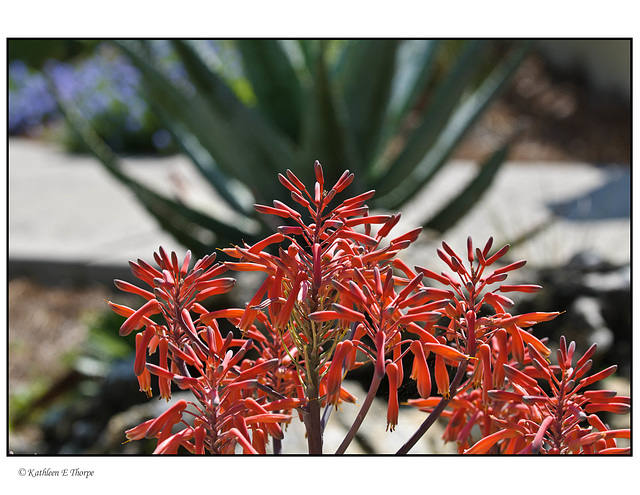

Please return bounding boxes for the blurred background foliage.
[9,40,172,154]
[9,39,531,256]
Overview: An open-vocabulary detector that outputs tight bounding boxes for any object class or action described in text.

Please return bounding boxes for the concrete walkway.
[8,137,631,285]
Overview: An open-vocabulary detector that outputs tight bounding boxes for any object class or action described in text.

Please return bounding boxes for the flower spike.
[110,169,627,456]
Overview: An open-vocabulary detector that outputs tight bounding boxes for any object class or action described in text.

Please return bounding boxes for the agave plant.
[54,39,531,257]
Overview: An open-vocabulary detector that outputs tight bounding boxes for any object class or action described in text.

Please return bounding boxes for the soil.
[8,279,113,452]
[454,53,631,165]
[8,279,111,395]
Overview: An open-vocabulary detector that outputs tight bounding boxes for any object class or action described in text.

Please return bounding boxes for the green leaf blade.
[236,40,303,143]
[373,40,491,193]
[335,40,401,166]
[298,42,362,187]
[374,40,532,209]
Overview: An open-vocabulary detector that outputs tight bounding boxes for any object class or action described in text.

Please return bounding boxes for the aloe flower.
[223,161,426,453]
[108,165,629,455]
[398,237,561,453]
[110,248,293,454]
[403,239,630,454]
[110,162,432,454]
[477,336,630,454]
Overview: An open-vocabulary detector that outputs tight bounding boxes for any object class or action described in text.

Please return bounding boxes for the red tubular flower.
[119,299,160,337]
[498,284,542,293]
[125,418,155,442]
[584,402,630,415]
[225,428,259,455]
[482,291,515,311]
[325,340,353,402]
[157,338,171,401]
[434,354,450,400]
[415,266,451,286]
[575,364,618,390]
[252,428,268,455]
[385,362,400,431]
[478,343,493,406]
[154,429,195,455]
[487,390,525,403]
[194,277,236,301]
[531,416,554,454]
[483,244,510,266]
[144,399,188,439]
[508,325,525,364]
[194,425,206,455]
[374,331,387,380]
[394,311,438,327]
[422,343,470,363]
[464,429,519,454]
[492,328,509,387]
[491,259,527,275]
[503,363,541,394]
[497,312,561,329]
[114,279,155,300]
[134,326,155,376]
[136,366,152,398]
[410,341,432,398]
[309,305,365,323]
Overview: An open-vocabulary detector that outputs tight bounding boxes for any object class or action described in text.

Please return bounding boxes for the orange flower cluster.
[474,336,630,454]
[110,249,298,454]
[110,162,629,454]
[405,240,630,454]
[221,162,428,449]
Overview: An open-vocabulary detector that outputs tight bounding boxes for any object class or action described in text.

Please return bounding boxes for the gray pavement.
[8,137,631,286]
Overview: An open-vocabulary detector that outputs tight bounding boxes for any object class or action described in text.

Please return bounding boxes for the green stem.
[335,373,383,454]
[303,354,323,454]
[396,359,469,454]
[273,436,283,455]
[298,198,332,454]
[301,315,323,454]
